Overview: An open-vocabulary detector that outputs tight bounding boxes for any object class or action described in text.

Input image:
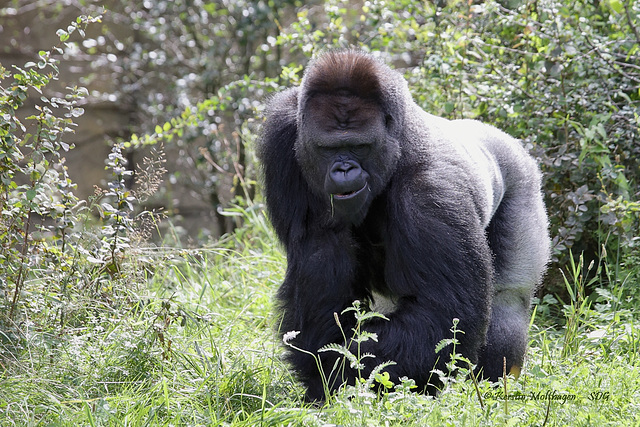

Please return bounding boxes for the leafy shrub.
[0,14,163,332]
[1,15,100,321]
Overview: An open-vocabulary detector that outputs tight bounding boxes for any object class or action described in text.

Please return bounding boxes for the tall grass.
[1,209,639,425]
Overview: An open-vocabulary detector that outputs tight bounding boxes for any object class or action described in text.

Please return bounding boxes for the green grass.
[1,217,639,426]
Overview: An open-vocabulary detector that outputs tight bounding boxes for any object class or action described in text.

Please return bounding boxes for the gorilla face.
[296,91,393,224]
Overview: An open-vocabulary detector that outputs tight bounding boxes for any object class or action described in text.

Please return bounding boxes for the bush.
[0,14,163,331]
[1,16,98,322]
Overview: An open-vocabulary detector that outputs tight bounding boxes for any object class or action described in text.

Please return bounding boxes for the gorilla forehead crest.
[258,49,550,402]
[303,50,382,98]
[299,50,408,130]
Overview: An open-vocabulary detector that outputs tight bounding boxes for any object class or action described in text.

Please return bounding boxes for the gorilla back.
[258,49,550,401]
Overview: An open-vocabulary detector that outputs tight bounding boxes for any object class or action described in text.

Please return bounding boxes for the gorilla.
[258,49,550,402]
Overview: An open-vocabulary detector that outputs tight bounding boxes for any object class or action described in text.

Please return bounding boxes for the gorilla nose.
[325,159,369,197]
[331,161,361,182]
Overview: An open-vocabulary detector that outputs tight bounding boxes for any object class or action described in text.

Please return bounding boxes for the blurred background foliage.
[1,0,639,300]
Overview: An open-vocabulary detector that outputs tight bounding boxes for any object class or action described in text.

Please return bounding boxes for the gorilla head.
[294,52,402,224]
[259,49,550,402]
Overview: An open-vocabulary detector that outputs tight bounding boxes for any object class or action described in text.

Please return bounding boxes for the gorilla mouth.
[333,183,368,200]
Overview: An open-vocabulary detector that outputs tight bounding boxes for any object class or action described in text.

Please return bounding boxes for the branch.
[624,2,640,46]
[580,24,640,84]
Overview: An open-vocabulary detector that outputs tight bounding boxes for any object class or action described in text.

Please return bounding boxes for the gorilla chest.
[352,212,389,296]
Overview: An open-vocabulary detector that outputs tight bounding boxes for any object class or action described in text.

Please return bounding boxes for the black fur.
[258,49,550,401]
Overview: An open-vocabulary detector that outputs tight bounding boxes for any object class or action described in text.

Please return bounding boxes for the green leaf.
[56,29,69,42]
[374,371,394,389]
[26,188,36,201]
[444,102,455,114]
[608,0,623,13]
[70,107,84,117]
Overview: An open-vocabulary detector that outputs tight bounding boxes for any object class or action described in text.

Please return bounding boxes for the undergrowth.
[2,205,639,425]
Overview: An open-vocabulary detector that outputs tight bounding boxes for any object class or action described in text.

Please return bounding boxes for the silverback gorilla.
[258,49,550,402]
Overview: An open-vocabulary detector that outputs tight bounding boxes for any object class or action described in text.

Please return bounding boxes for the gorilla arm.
[279,228,367,401]
[357,171,495,388]
[258,87,304,247]
[259,87,366,401]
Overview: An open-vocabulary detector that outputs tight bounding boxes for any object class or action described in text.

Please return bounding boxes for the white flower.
[283,330,300,344]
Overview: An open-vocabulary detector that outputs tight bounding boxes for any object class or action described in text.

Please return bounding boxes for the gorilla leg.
[480,181,550,379]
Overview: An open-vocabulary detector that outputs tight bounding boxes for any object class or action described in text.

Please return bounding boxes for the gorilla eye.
[352,144,371,157]
[385,114,393,128]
